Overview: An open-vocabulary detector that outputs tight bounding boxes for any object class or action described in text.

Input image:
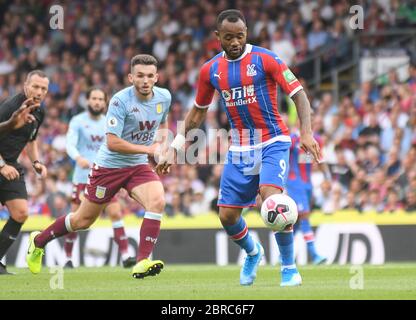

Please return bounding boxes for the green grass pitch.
[0,264,415,300]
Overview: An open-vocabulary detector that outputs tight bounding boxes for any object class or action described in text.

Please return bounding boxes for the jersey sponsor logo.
[90,135,104,142]
[95,186,106,199]
[138,120,156,131]
[156,103,163,114]
[283,69,297,85]
[145,236,157,244]
[221,85,257,107]
[108,117,117,127]
[214,72,222,80]
[246,64,257,77]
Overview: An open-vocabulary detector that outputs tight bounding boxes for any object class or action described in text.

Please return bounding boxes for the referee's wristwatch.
[0,158,5,169]
[32,160,42,167]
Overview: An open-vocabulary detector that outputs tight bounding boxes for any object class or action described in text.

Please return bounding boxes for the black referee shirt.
[0,93,45,163]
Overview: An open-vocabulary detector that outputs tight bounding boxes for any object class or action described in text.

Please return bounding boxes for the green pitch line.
[0,264,415,300]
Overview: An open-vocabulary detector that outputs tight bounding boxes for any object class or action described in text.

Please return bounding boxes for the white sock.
[121,252,131,261]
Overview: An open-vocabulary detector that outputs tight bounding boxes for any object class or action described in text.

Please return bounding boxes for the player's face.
[24,74,49,103]
[87,90,106,116]
[129,64,158,97]
[215,19,247,60]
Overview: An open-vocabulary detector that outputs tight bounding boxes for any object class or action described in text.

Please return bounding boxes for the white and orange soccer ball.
[260,193,298,231]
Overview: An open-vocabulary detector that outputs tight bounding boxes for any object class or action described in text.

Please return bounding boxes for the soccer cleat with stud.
[122,256,136,268]
[26,231,44,274]
[280,268,302,287]
[131,258,164,279]
[64,260,74,269]
[240,242,264,286]
[0,262,14,275]
[312,255,327,265]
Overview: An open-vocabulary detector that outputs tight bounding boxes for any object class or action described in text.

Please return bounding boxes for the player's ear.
[154,73,158,84]
[214,30,220,41]
[128,73,133,84]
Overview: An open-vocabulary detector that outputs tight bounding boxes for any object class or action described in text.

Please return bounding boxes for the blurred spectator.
[384,187,404,213]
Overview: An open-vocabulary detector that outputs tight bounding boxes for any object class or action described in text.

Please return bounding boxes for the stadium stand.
[0,0,415,219]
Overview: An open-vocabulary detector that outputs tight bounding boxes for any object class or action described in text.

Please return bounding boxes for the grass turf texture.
[0,263,415,300]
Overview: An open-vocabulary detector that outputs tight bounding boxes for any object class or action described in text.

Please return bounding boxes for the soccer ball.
[260,193,298,231]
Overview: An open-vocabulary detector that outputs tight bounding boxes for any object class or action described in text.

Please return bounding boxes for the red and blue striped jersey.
[195,44,303,148]
[288,133,323,185]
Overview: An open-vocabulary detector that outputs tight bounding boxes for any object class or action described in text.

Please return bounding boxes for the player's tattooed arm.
[292,90,312,135]
[181,106,208,135]
[155,106,208,175]
[292,89,322,163]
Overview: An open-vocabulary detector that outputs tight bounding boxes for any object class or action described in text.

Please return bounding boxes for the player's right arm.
[0,101,39,136]
[155,62,214,174]
[66,116,90,169]
[0,98,38,180]
[105,96,157,156]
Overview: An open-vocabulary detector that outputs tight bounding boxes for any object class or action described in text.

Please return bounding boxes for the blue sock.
[223,216,257,255]
[300,219,317,258]
[274,231,295,269]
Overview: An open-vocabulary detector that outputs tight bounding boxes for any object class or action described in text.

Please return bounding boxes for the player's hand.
[33,162,47,179]
[147,143,161,157]
[299,133,322,163]
[0,164,20,181]
[76,157,90,169]
[155,147,176,175]
[9,99,40,129]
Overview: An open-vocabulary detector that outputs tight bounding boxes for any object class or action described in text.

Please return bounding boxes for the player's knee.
[108,210,122,221]
[219,208,240,225]
[147,196,165,213]
[11,209,29,223]
[71,215,94,230]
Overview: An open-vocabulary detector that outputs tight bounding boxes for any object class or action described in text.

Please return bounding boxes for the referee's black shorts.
[0,165,28,205]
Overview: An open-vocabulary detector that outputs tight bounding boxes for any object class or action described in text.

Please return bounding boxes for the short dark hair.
[26,70,47,81]
[130,54,158,71]
[216,9,246,29]
[86,87,107,102]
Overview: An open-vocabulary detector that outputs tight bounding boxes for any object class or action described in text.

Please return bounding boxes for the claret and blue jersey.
[95,86,171,169]
[66,112,107,184]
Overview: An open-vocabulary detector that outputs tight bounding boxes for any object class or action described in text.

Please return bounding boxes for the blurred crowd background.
[0,0,415,219]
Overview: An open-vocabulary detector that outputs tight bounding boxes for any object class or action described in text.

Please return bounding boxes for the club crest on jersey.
[156,103,163,114]
[246,64,257,77]
[95,186,106,199]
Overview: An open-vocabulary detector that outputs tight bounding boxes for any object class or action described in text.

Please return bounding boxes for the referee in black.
[0,70,49,274]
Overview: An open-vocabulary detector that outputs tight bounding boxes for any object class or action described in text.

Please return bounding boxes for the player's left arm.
[26,139,47,178]
[291,90,322,163]
[264,53,322,163]
[25,109,47,178]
